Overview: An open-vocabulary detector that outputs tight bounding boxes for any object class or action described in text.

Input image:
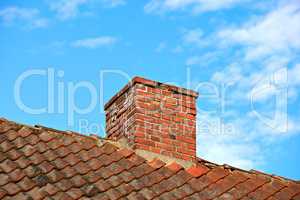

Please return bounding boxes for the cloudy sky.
[1,0,300,180]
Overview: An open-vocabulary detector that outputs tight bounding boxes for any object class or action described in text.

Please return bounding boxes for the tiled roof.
[0,118,300,200]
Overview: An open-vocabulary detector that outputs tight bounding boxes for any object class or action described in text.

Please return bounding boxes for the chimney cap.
[104,76,198,110]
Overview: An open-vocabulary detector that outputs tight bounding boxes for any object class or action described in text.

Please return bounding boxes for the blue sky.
[1,0,300,180]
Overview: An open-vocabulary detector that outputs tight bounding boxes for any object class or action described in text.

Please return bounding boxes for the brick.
[105,77,198,161]
[133,77,156,87]
[176,135,195,144]
[156,142,175,151]
[150,146,161,154]
[176,148,195,156]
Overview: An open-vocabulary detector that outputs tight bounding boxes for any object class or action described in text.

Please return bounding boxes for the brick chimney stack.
[104,77,198,161]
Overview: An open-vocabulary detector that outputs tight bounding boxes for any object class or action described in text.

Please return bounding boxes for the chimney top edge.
[104,76,198,110]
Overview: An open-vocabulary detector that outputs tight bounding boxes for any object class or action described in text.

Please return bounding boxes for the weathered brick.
[105,77,198,161]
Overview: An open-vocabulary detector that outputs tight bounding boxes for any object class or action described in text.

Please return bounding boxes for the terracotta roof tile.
[41,183,59,196]
[186,165,209,177]
[66,188,84,199]
[0,173,10,186]
[0,189,7,199]
[0,118,299,199]
[3,182,21,195]
[166,162,183,172]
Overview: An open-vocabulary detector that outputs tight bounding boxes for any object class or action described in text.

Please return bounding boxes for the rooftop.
[1,118,300,199]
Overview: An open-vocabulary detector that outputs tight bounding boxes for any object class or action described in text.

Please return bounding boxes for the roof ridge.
[0,117,112,147]
[198,158,300,183]
[34,124,104,143]
[249,169,299,183]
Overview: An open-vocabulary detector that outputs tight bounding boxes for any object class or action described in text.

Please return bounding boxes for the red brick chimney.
[104,77,198,161]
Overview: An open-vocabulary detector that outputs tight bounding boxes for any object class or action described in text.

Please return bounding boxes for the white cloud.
[144,0,246,14]
[198,141,260,169]
[0,6,48,28]
[182,28,204,47]
[217,1,300,60]
[289,64,300,86]
[48,0,125,20]
[48,0,88,20]
[186,52,219,66]
[197,115,263,170]
[211,63,243,84]
[71,36,117,48]
[185,0,300,173]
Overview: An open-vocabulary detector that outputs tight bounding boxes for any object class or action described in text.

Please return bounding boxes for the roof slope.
[0,118,300,200]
